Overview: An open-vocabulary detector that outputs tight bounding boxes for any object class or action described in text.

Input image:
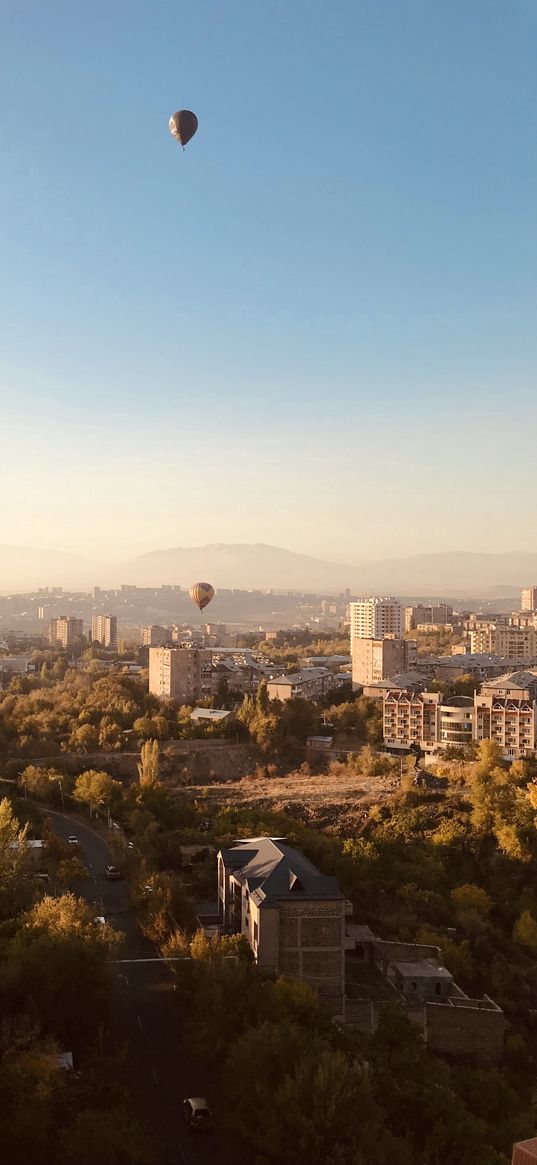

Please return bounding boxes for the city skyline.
[2,2,537,562]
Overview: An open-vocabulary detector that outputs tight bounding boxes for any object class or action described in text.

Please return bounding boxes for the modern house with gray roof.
[218,837,348,1007]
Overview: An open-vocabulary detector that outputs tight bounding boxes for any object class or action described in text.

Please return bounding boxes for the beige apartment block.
[349,597,403,641]
[140,624,168,647]
[267,667,333,702]
[383,689,442,750]
[382,671,537,760]
[521,586,537,611]
[48,616,84,648]
[404,604,453,631]
[470,625,537,660]
[149,645,212,704]
[351,637,415,687]
[91,614,118,649]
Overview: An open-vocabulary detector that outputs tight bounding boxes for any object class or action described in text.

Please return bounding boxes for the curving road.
[44,808,232,1165]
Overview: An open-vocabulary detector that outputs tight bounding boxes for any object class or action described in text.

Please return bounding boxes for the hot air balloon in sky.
[169,110,198,150]
[189,582,215,612]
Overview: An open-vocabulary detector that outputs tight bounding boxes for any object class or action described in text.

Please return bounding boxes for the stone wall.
[425,996,505,1063]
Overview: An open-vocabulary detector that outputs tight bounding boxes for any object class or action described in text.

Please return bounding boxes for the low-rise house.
[218,837,348,1010]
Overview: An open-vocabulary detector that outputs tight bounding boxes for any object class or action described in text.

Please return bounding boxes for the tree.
[73,770,122,816]
[55,856,89,890]
[0,797,35,920]
[513,909,537,956]
[137,740,160,788]
[451,884,493,932]
[69,723,99,752]
[4,894,121,1045]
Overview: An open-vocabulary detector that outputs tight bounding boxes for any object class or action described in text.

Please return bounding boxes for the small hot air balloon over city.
[169,110,198,150]
[189,582,215,612]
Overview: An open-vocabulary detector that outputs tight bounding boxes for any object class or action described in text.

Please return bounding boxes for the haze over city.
[2,0,537,570]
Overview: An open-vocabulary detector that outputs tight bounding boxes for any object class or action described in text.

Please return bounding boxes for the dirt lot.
[182,767,400,828]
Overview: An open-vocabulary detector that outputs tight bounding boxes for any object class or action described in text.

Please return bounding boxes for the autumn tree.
[73,770,122,817]
[137,739,160,788]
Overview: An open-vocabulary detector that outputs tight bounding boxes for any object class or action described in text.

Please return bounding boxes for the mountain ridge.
[1,542,536,595]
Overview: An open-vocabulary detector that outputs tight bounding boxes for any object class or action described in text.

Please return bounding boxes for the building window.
[435,982,441,995]
[253,921,258,945]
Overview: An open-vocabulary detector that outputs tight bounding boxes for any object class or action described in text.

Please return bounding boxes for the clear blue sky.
[1,0,536,566]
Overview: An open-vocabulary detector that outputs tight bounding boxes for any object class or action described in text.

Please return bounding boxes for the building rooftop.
[190,708,232,722]
[482,669,537,690]
[394,960,453,979]
[220,837,343,908]
[268,667,331,686]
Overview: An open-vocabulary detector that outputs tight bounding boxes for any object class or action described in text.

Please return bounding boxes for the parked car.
[105,865,121,881]
[68,835,79,846]
[35,872,51,884]
[183,1098,213,1131]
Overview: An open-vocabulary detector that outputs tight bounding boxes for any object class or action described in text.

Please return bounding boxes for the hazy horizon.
[2,2,537,562]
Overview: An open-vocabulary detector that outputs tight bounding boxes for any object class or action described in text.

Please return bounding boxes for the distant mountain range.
[1,542,537,597]
[121,545,536,597]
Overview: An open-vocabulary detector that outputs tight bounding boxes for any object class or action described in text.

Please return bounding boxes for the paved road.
[44,809,231,1165]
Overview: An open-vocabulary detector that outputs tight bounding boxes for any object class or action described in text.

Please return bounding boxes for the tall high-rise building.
[521,586,537,612]
[351,637,415,687]
[149,645,212,704]
[349,597,403,641]
[91,614,118,649]
[48,616,84,648]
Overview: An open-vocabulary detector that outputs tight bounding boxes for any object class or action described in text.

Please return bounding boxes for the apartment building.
[218,837,347,1007]
[475,671,537,759]
[91,614,118,650]
[383,689,442,751]
[148,645,212,704]
[351,637,416,688]
[48,616,84,648]
[267,667,335,702]
[140,624,168,647]
[521,586,537,611]
[383,670,537,759]
[349,597,403,640]
[470,625,537,660]
[404,604,454,632]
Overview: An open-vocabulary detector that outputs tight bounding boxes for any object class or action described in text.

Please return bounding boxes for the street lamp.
[53,776,65,813]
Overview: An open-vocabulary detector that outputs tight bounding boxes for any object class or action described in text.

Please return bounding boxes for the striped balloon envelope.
[189,582,215,611]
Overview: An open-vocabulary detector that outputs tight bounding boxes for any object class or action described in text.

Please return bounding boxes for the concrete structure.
[382,669,537,758]
[218,837,347,1008]
[470,625,537,660]
[149,645,212,704]
[346,932,505,1062]
[349,597,403,640]
[405,604,453,631]
[521,587,537,612]
[352,637,416,688]
[267,667,334,702]
[48,616,83,648]
[140,624,168,647]
[91,614,118,649]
